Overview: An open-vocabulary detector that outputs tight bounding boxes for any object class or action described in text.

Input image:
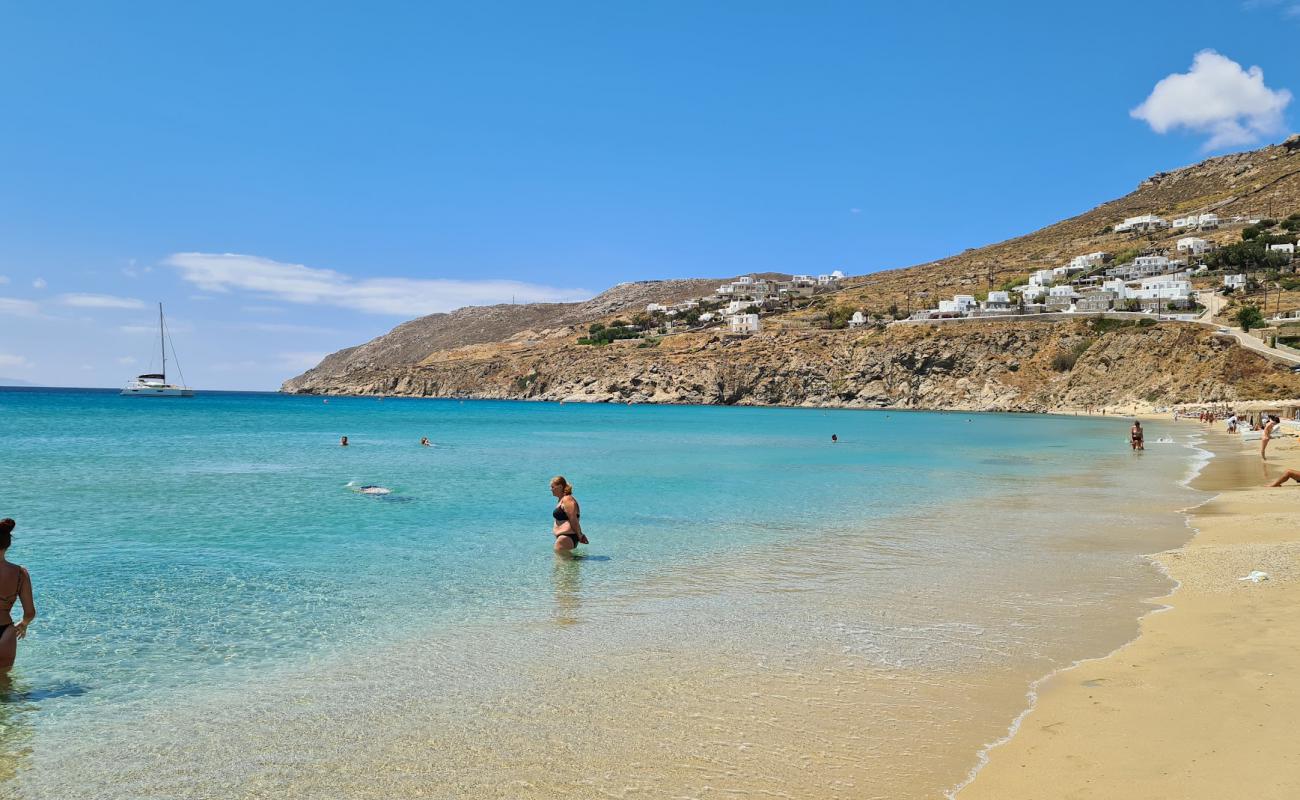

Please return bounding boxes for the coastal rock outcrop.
[283,320,1300,412]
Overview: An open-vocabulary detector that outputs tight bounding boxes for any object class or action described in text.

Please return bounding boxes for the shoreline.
[956,424,1300,799]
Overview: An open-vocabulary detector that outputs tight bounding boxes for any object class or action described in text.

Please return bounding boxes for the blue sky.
[2,1,1298,389]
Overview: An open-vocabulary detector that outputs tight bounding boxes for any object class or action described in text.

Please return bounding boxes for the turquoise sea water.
[0,388,1206,798]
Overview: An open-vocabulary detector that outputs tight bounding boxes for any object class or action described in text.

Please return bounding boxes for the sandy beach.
[958,426,1300,799]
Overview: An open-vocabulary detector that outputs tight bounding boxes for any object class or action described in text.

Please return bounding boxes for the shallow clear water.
[0,389,1204,798]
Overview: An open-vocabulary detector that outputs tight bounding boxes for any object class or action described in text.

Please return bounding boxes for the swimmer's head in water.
[340,436,349,446]
[550,476,573,497]
[0,518,13,549]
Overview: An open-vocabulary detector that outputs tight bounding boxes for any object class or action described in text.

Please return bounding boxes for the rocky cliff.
[284,319,1300,411]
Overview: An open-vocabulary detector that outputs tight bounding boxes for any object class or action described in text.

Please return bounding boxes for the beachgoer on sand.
[550,476,588,555]
[0,519,37,671]
[1269,468,1300,487]
[1262,415,1281,459]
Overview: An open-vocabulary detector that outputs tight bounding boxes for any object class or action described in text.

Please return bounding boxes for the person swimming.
[420,437,431,447]
[346,481,391,496]
[340,436,349,447]
[550,476,588,554]
[0,519,36,672]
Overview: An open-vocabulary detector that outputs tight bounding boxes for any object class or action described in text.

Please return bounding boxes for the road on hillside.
[1195,289,1300,367]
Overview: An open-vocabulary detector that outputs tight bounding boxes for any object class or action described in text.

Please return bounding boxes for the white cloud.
[163,252,592,316]
[235,322,337,335]
[116,356,137,365]
[0,298,41,317]
[120,319,194,334]
[1131,50,1293,150]
[0,276,9,285]
[32,278,46,290]
[0,354,31,369]
[1245,1,1300,18]
[59,293,146,310]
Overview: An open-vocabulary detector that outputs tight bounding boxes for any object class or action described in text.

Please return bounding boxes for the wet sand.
[958,427,1300,799]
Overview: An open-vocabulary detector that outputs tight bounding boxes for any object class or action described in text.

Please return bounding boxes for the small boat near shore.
[121,303,195,397]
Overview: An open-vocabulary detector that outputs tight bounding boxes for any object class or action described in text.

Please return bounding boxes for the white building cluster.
[910,247,1198,321]
[639,269,847,337]
[1171,213,1219,231]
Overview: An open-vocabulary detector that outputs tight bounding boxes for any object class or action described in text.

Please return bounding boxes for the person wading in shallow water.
[1130,421,1144,451]
[550,476,588,555]
[0,519,36,672]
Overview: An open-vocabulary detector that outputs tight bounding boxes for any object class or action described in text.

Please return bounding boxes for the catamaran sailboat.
[121,303,195,397]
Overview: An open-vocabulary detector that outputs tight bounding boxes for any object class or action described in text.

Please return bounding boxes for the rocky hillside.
[284,318,1300,411]
[285,137,1300,408]
[290,277,726,388]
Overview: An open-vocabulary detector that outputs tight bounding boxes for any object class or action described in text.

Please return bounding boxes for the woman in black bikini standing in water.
[0,519,36,672]
[550,476,588,554]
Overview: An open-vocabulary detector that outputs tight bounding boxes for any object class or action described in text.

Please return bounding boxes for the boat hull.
[120,387,195,397]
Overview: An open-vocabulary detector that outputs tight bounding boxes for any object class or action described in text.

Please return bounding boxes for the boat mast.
[159,302,166,383]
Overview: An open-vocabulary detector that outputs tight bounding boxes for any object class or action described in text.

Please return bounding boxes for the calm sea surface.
[0,388,1206,798]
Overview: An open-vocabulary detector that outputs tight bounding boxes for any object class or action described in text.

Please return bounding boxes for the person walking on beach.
[0,519,36,672]
[550,476,588,554]
[1130,421,1144,451]
[1262,415,1280,459]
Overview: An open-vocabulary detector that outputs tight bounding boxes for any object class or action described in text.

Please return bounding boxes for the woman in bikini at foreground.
[550,476,588,554]
[0,519,36,671]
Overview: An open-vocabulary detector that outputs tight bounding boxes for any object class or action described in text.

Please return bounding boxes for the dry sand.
[957,427,1300,799]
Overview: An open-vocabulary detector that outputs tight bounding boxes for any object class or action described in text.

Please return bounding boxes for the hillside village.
[614,209,1300,345]
[284,136,1300,409]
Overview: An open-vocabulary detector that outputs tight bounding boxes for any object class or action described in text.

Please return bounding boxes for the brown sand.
[958,428,1300,799]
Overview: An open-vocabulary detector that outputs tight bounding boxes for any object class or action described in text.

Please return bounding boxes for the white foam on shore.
[946,425,1217,799]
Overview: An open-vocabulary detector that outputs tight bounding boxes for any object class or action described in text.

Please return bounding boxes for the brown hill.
[287,277,729,389]
[284,137,1300,407]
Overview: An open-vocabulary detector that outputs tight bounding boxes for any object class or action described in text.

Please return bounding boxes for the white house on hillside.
[729,314,760,334]
[1177,237,1211,255]
[848,310,867,328]
[1069,252,1108,270]
[1224,274,1247,289]
[1270,243,1296,255]
[1115,214,1168,233]
[1133,276,1192,309]
[1019,284,1046,302]
[646,303,666,313]
[1029,269,1055,287]
[1124,255,1174,278]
